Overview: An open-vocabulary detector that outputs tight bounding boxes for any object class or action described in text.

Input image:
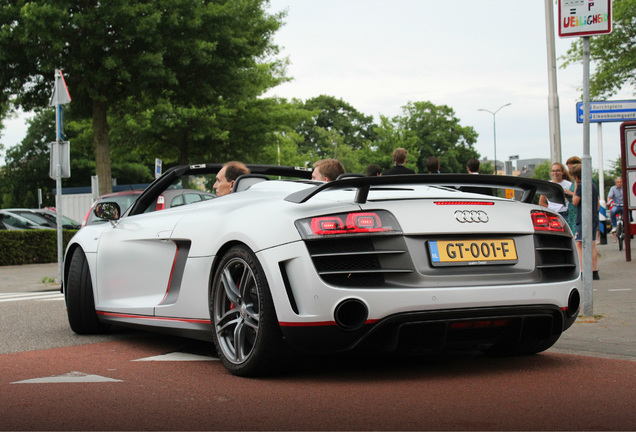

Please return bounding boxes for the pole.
[581,37,593,316]
[492,115,498,174]
[598,123,606,224]
[478,103,511,175]
[54,70,64,287]
[545,0,562,164]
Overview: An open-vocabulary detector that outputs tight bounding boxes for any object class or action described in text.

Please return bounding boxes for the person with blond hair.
[539,162,575,223]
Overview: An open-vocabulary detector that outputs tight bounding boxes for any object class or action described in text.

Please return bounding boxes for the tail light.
[156,195,165,211]
[531,210,568,233]
[296,210,401,239]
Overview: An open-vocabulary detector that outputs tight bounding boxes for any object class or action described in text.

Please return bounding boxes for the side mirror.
[94,202,122,221]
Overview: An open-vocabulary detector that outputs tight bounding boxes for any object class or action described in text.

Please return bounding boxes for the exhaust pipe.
[334,299,368,330]
[568,289,581,317]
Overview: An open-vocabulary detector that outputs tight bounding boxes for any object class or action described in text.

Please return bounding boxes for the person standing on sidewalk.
[539,162,575,225]
[570,164,600,280]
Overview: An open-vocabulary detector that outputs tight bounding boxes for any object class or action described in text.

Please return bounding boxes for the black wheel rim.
[213,257,260,365]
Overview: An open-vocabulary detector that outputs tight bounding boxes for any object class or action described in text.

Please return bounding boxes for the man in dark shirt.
[383,148,415,175]
[425,156,440,174]
[460,157,494,196]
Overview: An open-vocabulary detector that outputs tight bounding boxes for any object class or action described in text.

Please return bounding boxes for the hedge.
[0,229,78,266]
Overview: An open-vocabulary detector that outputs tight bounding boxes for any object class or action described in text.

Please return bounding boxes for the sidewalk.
[551,239,636,360]
[1,240,634,360]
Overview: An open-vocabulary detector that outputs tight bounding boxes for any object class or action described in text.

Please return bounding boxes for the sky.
[1,0,631,170]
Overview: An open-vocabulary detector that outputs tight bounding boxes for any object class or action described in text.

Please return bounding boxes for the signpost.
[558,0,612,38]
[49,69,71,285]
[576,100,636,123]
[620,121,636,261]
[155,158,162,179]
[559,0,612,317]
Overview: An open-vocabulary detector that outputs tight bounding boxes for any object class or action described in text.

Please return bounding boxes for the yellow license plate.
[429,239,518,266]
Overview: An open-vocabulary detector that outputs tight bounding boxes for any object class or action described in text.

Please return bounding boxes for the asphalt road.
[1,249,635,431]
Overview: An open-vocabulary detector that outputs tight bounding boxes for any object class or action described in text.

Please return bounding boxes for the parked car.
[0,210,54,230]
[155,188,215,211]
[4,208,81,230]
[64,164,581,377]
[81,188,216,227]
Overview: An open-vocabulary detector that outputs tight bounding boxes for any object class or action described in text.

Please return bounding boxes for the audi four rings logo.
[454,210,489,223]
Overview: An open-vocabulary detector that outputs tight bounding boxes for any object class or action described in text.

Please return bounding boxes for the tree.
[294,95,377,163]
[0,110,57,208]
[561,0,636,98]
[0,0,285,195]
[374,101,481,173]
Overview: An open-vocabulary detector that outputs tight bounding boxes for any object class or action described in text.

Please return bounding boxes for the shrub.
[0,230,77,266]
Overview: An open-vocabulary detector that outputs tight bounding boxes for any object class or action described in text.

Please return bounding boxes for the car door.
[94,210,185,315]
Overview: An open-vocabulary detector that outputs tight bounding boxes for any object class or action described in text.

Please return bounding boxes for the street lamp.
[478,103,511,175]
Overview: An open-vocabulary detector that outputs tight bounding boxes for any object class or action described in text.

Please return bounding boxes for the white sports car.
[64,164,581,376]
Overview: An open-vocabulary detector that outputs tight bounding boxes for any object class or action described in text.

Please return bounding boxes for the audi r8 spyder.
[63,164,581,376]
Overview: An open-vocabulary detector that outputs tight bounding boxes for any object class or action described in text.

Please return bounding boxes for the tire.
[66,247,109,334]
[210,245,289,377]
[617,222,624,252]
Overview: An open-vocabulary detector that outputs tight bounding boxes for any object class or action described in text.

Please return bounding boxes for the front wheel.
[210,245,288,376]
[66,247,109,334]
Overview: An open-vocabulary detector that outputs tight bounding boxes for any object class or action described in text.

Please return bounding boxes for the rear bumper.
[280,304,577,354]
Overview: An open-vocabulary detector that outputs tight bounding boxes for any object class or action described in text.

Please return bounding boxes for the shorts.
[575,222,599,242]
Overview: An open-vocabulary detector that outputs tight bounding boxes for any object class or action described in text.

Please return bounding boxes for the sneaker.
[593,271,600,280]
[611,227,616,233]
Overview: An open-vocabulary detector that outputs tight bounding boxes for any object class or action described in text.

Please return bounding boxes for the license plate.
[428,239,518,266]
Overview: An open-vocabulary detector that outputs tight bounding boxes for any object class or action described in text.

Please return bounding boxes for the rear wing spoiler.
[284,174,566,205]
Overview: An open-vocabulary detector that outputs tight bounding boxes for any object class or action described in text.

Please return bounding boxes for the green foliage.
[294,95,377,165]
[606,156,623,179]
[561,0,636,99]
[0,229,76,266]
[1,0,286,195]
[373,101,481,174]
[1,110,57,208]
[532,161,552,181]
[478,160,495,175]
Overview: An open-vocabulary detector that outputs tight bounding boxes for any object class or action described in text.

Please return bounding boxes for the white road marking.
[608,289,632,292]
[133,352,218,362]
[12,371,123,384]
[0,291,64,303]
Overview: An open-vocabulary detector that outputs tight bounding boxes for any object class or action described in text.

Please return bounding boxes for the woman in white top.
[539,162,575,220]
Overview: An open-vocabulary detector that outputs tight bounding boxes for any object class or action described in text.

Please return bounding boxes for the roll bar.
[284,174,566,205]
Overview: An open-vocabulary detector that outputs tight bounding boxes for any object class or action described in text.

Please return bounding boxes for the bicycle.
[616,211,625,252]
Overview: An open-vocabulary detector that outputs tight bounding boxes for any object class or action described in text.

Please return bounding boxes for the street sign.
[558,0,612,38]
[49,141,71,179]
[155,158,162,179]
[628,171,636,209]
[576,100,636,123]
[49,69,71,107]
[625,127,636,168]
